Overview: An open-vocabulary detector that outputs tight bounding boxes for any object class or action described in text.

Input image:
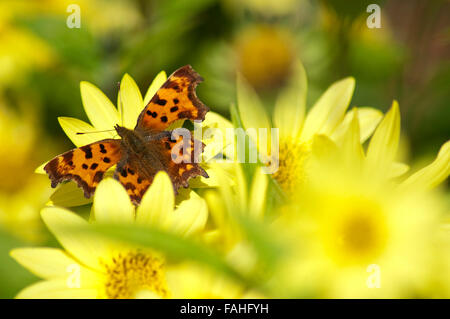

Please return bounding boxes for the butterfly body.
[114,124,170,183]
[45,65,209,205]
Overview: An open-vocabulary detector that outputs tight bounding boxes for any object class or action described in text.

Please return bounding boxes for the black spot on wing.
[81,146,93,159]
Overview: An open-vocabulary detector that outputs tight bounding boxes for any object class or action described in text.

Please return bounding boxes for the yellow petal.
[273,61,307,140]
[237,73,271,145]
[80,81,120,130]
[249,167,268,219]
[214,166,239,215]
[58,117,115,147]
[366,101,401,172]
[332,107,383,143]
[389,162,410,178]
[10,248,98,281]
[300,77,355,141]
[235,163,248,213]
[340,108,364,169]
[311,134,339,165]
[143,71,167,106]
[15,280,98,299]
[136,171,174,228]
[202,111,234,129]
[402,140,450,189]
[47,181,92,207]
[41,207,108,271]
[171,191,208,237]
[204,191,227,232]
[188,164,234,188]
[35,162,46,174]
[93,178,135,224]
[118,73,143,129]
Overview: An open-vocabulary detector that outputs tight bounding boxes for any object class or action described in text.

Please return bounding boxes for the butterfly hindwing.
[135,65,209,131]
[114,161,153,205]
[159,132,208,190]
[44,139,122,198]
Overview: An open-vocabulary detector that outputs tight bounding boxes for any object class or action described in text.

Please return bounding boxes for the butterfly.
[45,65,209,205]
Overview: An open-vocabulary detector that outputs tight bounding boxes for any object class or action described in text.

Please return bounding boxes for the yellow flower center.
[272,139,311,195]
[102,251,169,299]
[236,25,294,89]
[323,201,388,266]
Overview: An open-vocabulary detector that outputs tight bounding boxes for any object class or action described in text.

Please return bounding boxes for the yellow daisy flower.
[237,61,383,196]
[36,70,233,206]
[9,172,220,299]
[272,107,450,298]
[0,102,51,243]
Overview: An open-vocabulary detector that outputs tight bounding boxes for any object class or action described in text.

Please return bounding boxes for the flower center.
[341,214,379,255]
[332,208,388,265]
[102,251,169,299]
[272,139,311,195]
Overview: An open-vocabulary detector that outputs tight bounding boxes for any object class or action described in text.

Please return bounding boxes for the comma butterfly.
[44,65,209,205]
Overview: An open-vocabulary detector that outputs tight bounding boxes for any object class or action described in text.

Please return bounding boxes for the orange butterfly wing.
[159,133,208,191]
[44,139,122,198]
[135,65,209,131]
[114,162,153,205]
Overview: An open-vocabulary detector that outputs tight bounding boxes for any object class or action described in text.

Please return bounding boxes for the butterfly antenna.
[76,129,116,135]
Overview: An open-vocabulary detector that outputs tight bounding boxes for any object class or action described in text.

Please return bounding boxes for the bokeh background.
[0,0,448,298]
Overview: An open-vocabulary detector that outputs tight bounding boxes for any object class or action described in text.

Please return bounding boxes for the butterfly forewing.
[44,139,122,198]
[135,65,209,131]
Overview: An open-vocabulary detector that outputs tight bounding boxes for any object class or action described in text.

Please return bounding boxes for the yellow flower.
[0,6,54,87]
[237,61,383,196]
[235,25,295,89]
[272,106,450,298]
[36,70,233,206]
[10,172,217,299]
[0,102,51,242]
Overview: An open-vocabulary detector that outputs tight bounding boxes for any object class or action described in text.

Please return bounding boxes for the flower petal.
[389,162,410,178]
[41,206,108,271]
[15,280,98,299]
[273,61,307,140]
[340,108,364,169]
[80,81,120,130]
[171,191,208,237]
[331,107,383,143]
[47,181,93,207]
[300,77,355,141]
[366,101,400,172]
[93,178,135,224]
[237,73,271,146]
[402,140,450,189]
[143,71,167,106]
[202,111,234,130]
[58,117,114,147]
[188,164,235,188]
[136,171,174,228]
[10,248,98,281]
[35,162,46,174]
[249,167,268,219]
[118,73,143,129]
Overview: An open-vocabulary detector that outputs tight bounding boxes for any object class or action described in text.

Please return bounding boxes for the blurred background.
[0,0,448,298]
